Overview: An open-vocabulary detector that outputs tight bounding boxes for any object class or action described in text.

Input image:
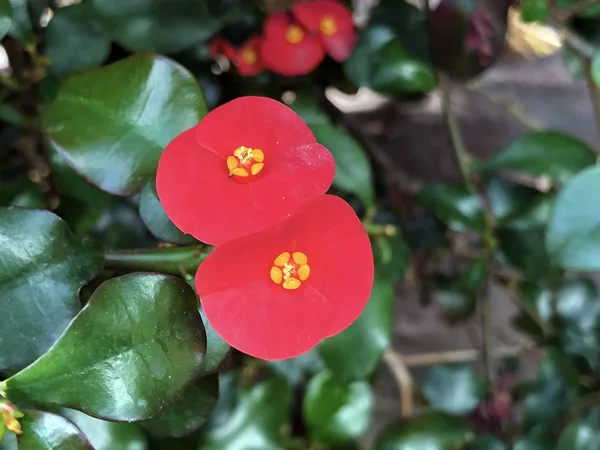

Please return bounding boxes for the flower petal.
[322,27,357,61]
[292,0,355,32]
[235,36,264,76]
[156,127,285,245]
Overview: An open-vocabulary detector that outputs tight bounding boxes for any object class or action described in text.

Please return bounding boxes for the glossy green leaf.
[198,307,230,375]
[469,434,506,450]
[45,3,111,78]
[423,364,486,414]
[374,412,472,450]
[521,0,549,22]
[311,124,375,207]
[304,371,373,444]
[44,53,208,196]
[417,184,485,232]
[0,0,11,40]
[4,273,206,422]
[319,275,395,381]
[142,374,218,438]
[0,432,15,450]
[372,233,410,284]
[521,348,579,430]
[267,349,325,387]
[0,104,22,127]
[7,0,33,47]
[547,166,600,270]
[557,407,600,450]
[592,50,600,89]
[91,0,220,54]
[514,433,554,450]
[17,410,93,450]
[485,177,550,228]
[59,409,148,450]
[139,182,197,244]
[289,92,330,126]
[200,377,292,450]
[345,25,436,96]
[497,227,558,281]
[479,131,595,183]
[0,207,103,371]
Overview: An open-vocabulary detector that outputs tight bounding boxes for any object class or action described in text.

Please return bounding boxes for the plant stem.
[363,222,397,236]
[104,245,211,277]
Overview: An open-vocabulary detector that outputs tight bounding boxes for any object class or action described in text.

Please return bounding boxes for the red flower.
[292,0,357,62]
[233,36,264,76]
[195,194,374,360]
[156,96,335,245]
[209,36,237,61]
[260,12,326,76]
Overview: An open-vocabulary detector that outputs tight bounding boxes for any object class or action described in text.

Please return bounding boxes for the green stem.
[364,222,397,237]
[104,245,211,276]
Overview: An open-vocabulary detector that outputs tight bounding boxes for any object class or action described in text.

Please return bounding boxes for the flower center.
[319,16,337,35]
[241,48,257,65]
[227,146,265,183]
[285,25,305,44]
[270,251,310,290]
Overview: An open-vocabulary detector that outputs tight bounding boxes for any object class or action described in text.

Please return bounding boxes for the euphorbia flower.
[260,12,325,76]
[156,96,335,245]
[209,36,237,61]
[292,0,357,62]
[196,194,374,360]
[233,36,264,76]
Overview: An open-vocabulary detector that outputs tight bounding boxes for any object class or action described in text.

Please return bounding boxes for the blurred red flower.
[208,36,237,61]
[156,96,335,245]
[196,194,374,360]
[260,12,325,76]
[292,0,357,62]
[209,35,264,77]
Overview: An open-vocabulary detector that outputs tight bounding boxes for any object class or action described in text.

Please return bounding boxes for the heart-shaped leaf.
[198,307,230,375]
[303,371,373,444]
[44,54,208,196]
[3,273,206,422]
[417,184,485,232]
[0,207,104,371]
[141,374,219,438]
[422,364,486,414]
[319,275,395,381]
[17,410,93,450]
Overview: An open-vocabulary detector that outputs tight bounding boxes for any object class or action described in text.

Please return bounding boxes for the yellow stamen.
[242,49,257,65]
[297,264,310,281]
[252,149,264,162]
[283,278,302,290]
[292,252,308,265]
[270,266,283,284]
[230,167,248,177]
[320,16,337,35]
[285,25,304,44]
[274,252,291,266]
[226,156,238,171]
[251,163,264,175]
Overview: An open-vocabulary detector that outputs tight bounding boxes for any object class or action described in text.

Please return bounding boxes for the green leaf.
[345,25,436,96]
[59,409,148,450]
[91,0,220,54]
[142,374,218,438]
[0,0,11,40]
[45,2,111,78]
[422,364,486,414]
[557,407,600,450]
[372,233,410,284]
[319,275,395,381]
[592,50,600,89]
[374,412,472,450]
[7,0,33,48]
[4,273,206,422]
[289,92,331,126]
[547,166,600,270]
[469,434,506,450]
[200,377,292,450]
[521,0,549,22]
[0,207,103,371]
[417,184,485,232]
[198,307,230,375]
[44,53,208,196]
[17,410,93,450]
[303,371,373,444]
[485,177,550,229]
[267,349,325,387]
[0,104,23,127]
[139,181,197,244]
[310,124,375,207]
[514,432,554,450]
[479,131,595,183]
[0,432,15,450]
[521,348,579,431]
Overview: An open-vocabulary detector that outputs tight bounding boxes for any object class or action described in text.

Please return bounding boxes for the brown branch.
[402,344,535,367]
[383,348,415,417]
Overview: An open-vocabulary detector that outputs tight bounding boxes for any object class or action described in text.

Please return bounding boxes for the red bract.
[292,0,357,62]
[260,12,325,76]
[196,194,374,360]
[209,36,236,61]
[233,36,264,76]
[156,96,335,245]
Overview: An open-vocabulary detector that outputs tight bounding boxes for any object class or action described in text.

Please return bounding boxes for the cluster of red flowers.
[209,0,357,77]
[157,96,373,360]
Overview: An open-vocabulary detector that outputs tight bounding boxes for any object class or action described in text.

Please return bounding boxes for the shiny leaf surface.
[17,410,93,450]
[423,364,486,414]
[0,207,104,370]
[4,273,206,421]
[0,0,11,40]
[44,54,208,196]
